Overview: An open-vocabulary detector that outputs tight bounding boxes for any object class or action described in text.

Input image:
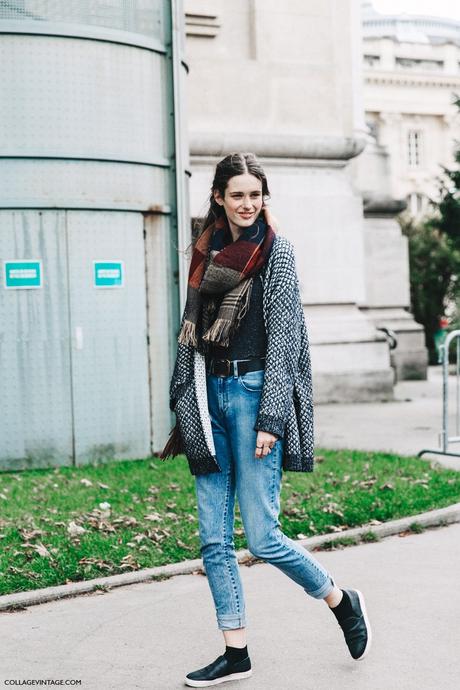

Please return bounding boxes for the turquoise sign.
[94,261,124,288]
[4,260,42,289]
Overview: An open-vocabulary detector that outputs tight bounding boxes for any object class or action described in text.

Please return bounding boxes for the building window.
[396,57,443,71]
[408,193,426,217]
[407,130,423,168]
[364,54,380,68]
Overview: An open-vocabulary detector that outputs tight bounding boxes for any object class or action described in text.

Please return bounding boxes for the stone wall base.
[360,307,429,381]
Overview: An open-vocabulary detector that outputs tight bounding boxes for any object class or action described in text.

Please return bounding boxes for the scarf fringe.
[178,320,197,347]
[203,318,233,347]
[159,422,184,460]
[202,281,253,347]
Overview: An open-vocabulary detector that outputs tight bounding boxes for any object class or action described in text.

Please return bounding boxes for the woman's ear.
[213,189,224,206]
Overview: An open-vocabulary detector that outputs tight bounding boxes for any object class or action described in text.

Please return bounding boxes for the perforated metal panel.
[0,159,170,210]
[66,210,151,464]
[0,210,74,470]
[0,209,151,468]
[0,36,169,162]
[0,0,165,41]
[0,32,171,210]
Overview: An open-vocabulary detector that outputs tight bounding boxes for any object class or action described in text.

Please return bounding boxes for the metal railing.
[377,326,398,351]
[418,329,460,459]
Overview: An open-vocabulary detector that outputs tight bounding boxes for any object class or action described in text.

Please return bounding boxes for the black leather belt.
[207,357,266,378]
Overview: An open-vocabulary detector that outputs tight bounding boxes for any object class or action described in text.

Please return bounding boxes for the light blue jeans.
[195,367,335,631]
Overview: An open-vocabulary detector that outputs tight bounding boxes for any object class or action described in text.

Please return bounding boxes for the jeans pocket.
[238,369,265,392]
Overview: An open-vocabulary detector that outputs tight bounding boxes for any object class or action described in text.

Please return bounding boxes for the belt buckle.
[222,359,231,377]
[215,358,231,377]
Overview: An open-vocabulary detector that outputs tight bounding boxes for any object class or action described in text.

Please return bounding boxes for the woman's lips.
[238,212,253,218]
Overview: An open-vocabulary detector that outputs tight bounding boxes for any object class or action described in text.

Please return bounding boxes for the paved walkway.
[1,364,459,690]
[315,365,460,470]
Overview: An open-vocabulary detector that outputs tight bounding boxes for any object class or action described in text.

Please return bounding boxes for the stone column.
[351,132,429,380]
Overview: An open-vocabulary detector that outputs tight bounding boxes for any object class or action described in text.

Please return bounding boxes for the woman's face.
[214,174,263,229]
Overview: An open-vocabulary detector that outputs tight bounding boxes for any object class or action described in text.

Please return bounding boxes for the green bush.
[399,94,460,364]
[400,216,460,363]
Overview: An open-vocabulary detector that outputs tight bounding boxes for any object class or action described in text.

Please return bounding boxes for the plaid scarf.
[178,214,275,350]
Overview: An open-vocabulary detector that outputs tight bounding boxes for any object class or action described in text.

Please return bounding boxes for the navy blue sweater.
[205,271,267,363]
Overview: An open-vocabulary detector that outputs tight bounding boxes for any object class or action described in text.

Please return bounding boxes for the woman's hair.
[193,152,270,242]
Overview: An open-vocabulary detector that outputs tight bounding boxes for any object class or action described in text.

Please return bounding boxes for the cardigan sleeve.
[254,240,304,438]
[169,309,195,412]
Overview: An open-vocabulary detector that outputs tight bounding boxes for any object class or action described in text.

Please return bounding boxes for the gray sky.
[373,0,460,21]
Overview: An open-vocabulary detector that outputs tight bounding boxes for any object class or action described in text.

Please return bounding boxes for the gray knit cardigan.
[168,234,315,476]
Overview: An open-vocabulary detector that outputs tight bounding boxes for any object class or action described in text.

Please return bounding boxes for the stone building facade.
[361,2,460,218]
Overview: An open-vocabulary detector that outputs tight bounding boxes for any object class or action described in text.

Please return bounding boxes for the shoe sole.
[353,589,372,661]
[184,669,252,687]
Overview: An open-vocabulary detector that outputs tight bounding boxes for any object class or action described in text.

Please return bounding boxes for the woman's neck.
[228,220,243,243]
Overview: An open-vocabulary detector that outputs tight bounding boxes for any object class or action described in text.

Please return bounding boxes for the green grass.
[0,448,459,596]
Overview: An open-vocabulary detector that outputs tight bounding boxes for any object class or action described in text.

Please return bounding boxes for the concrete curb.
[1,502,459,612]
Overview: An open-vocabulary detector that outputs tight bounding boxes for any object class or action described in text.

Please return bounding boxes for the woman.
[162,153,371,687]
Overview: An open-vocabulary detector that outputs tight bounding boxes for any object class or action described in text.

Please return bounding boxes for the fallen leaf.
[67,521,86,537]
[176,539,192,550]
[113,516,138,527]
[119,554,139,570]
[19,529,44,541]
[132,533,146,543]
[78,556,113,572]
[20,542,52,558]
[321,503,344,518]
[144,513,162,522]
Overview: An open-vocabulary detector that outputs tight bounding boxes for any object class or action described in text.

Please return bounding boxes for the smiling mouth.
[239,212,253,218]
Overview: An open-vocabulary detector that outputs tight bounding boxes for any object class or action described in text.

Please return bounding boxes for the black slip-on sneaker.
[337,589,372,660]
[185,654,252,687]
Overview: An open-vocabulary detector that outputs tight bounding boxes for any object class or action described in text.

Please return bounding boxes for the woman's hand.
[262,205,279,232]
[255,430,278,458]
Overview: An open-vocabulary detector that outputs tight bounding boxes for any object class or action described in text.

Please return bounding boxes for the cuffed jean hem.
[304,575,335,600]
[217,614,247,631]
